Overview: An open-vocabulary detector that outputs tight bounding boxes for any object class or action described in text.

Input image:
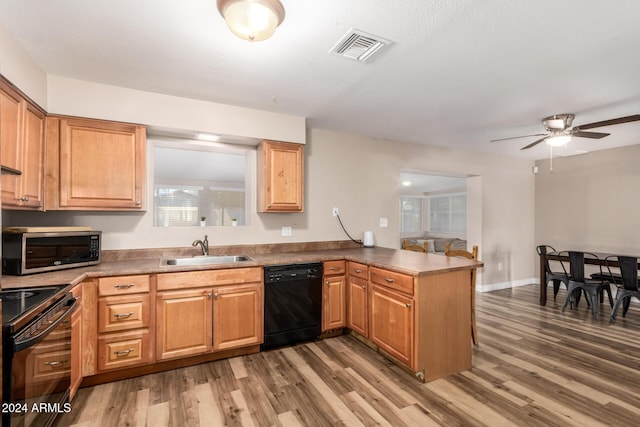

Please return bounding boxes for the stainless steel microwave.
[2,230,101,275]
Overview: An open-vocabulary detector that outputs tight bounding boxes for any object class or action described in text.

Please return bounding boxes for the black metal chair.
[537,245,570,299]
[607,256,640,323]
[562,251,613,320]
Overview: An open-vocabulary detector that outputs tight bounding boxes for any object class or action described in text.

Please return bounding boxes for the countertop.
[1,246,483,290]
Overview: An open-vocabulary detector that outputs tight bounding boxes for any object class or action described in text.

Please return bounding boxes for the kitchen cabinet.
[70,284,83,400]
[368,267,415,368]
[156,289,212,360]
[212,283,263,351]
[0,78,46,210]
[156,267,263,361]
[346,262,369,337]
[45,115,146,210]
[95,275,153,372]
[257,140,303,212]
[322,260,346,331]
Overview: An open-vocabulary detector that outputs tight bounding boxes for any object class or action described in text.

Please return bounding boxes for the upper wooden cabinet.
[46,116,146,210]
[0,78,46,210]
[257,140,303,212]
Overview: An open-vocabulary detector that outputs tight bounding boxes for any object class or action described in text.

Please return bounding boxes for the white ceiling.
[1,0,640,160]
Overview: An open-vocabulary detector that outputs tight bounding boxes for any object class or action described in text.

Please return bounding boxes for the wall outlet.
[332,207,339,217]
[281,226,292,237]
[379,218,388,227]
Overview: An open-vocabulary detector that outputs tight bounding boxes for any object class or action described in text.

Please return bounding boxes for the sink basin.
[163,255,253,266]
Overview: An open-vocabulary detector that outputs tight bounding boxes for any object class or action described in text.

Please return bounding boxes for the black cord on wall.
[336,213,363,246]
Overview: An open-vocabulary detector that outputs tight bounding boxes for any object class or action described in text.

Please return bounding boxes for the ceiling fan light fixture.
[546,134,572,147]
[217,0,285,42]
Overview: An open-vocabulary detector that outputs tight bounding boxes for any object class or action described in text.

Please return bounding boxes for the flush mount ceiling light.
[217,0,285,42]
[546,134,572,147]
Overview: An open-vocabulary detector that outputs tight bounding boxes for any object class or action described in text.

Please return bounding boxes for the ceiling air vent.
[329,29,391,63]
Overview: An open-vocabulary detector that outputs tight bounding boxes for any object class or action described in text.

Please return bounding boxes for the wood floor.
[56,284,640,427]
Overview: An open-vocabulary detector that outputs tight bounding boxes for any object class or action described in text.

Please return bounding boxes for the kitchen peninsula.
[2,243,482,388]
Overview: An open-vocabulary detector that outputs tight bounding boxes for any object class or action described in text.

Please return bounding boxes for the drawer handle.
[44,360,69,367]
[114,283,135,289]
[384,277,395,283]
[355,269,362,273]
[114,312,135,319]
[114,348,135,356]
[330,267,340,271]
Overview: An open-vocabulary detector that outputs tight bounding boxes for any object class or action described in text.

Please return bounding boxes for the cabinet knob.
[361,285,366,289]
[135,200,141,205]
[207,292,212,299]
[19,196,29,202]
[405,303,412,308]
[213,292,219,299]
[325,281,330,286]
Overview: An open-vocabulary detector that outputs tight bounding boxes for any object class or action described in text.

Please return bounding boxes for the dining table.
[538,250,640,306]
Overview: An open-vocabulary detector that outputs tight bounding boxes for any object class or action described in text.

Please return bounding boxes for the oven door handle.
[14,297,77,353]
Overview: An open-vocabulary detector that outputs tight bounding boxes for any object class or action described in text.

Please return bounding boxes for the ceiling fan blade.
[521,137,548,150]
[490,133,547,142]
[575,114,640,130]
[572,130,610,139]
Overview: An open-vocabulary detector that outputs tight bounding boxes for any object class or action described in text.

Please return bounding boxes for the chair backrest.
[568,251,602,282]
[614,256,639,292]
[445,243,479,287]
[537,245,558,274]
[402,239,428,253]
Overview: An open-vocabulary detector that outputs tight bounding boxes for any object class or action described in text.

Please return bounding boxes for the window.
[400,193,467,235]
[152,138,251,227]
[428,193,466,233]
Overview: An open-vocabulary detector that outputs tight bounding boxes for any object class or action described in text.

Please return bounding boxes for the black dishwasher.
[262,263,323,350]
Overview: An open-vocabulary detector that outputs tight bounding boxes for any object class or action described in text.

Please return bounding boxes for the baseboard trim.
[478,277,537,293]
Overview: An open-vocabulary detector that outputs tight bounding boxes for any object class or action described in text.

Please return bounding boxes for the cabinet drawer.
[348,262,369,280]
[98,275,150,296]
[98,294,149,333]
[98,329,152,371]
[29,348,71,383]
[370,267,414,295]
[324,260,346,275]
[157,267,262,290]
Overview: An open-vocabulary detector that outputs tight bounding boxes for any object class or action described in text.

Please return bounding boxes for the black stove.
[1,285,71,332]
[2,284,76,427]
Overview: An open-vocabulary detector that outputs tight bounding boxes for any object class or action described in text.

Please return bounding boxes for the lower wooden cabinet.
[98,329,152,371]
[156,289,213,360]
[346,275,368,337]
[322,261,346,331]
[70,284,83,400]
[369,284,414,367]
[213,283,263,351]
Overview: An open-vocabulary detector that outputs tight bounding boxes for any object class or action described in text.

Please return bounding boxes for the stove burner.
[1,291,35,301]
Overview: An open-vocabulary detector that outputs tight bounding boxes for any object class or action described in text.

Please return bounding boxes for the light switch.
[379,218,388,227]
[282,226,292,236]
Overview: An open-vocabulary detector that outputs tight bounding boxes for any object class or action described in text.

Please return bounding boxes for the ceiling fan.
[491,113,640,150]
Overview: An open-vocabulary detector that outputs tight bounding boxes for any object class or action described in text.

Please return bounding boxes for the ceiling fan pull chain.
[549,146,554,173]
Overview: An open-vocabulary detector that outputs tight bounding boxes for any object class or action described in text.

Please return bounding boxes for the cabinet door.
[156,289,212,360]
[0,82,23,205]
[58,117,146,210]
[258,140,303,212]
[19,102,45,208]
[213,283,263,351]
[369,284,414,368]
[322,275,346,331]
[347,275,368,337]
[70,285,82,400]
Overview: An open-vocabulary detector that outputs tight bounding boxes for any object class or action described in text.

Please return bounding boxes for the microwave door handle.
[13,297,77,353]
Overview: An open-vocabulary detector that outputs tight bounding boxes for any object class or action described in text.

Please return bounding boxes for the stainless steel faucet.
[192,235,209,256]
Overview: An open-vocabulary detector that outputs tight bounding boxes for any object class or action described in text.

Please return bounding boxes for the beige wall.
[0,23,47,107]
[535,144,640,255]
[5,127,537,287]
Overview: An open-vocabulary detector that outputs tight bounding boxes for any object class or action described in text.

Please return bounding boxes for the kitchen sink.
[162,255,253,266]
